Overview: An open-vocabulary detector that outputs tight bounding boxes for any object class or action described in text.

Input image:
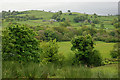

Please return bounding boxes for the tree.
[44,30,58,41]
[74,16,87,23]
[59,11,62,15]
[51,11,62,22]
[93,13,97,18]
[61,18,66,22]
[2,23,41,63]
[40,39,64,65]
[71,34,102,66]
[68,10,71,13]
[67,10,72,15]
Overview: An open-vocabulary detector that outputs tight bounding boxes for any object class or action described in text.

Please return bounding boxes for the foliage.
[71,34,102,66]
[59,19,71,27]
[102,58,118,65]
[2,23,41,63]
[114,22,120,28]
[40,39,64,65]
[2,10,40,21]
[73,16,87,23]
[51,11,63,22]
[44,30,58,41]
[93,13,98,18]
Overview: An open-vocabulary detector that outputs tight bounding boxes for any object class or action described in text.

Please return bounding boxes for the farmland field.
[58,41,115,59]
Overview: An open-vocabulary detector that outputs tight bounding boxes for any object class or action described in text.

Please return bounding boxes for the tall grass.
[55,66,92,78]
[2,61,118,78]
[2,61,51,78]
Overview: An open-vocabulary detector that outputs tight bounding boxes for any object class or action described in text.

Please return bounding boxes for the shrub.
[44,30,58,41]
[71,34,102,66]
[2,23,41,63]
[40,39,64,65]
[73,16,87,23]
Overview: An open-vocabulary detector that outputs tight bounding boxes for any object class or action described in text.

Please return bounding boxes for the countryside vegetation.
[1,10,120,78]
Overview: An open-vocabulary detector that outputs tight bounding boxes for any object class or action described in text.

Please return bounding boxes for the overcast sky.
[0,0,119,14]
[1,0,120,2]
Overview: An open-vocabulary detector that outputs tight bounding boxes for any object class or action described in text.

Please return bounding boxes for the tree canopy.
[71,34,102,66]
[2,23,41,63]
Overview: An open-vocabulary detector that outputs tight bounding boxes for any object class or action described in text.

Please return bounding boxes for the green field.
[58,41,115,59]
[2,10,117,30]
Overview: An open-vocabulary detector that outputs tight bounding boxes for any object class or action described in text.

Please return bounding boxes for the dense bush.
[44,30,58,41]
[40,39,64,65]
[71,34,102,66]
[2,24,41,63]
[73,16,87,23]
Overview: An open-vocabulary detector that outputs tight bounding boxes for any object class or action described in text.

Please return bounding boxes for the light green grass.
[94,41,115,59]
[91,64,118,78]
[58,41,115,59]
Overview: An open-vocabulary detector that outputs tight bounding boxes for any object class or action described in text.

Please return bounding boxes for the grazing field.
[58,41,115,59]
[94,41,115,59]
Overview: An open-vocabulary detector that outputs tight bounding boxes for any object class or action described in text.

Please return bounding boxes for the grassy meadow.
[58,41,115,59]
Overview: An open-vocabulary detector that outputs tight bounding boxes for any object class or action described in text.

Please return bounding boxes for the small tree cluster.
[71,34,102,67]
[74,16,87,23]
[40,39,64,65]
[51,11,65,22]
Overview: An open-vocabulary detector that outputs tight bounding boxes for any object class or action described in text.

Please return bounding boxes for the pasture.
[58,41,115,59]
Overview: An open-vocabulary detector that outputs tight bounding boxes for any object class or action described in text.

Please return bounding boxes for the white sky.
[1,0,120,2]
[0,0,119,14]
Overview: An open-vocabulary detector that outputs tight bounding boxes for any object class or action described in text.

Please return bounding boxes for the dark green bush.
[71,34,102,66]
[73,16,87,23]
[2,24,41,63]
[44,30,58,41]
